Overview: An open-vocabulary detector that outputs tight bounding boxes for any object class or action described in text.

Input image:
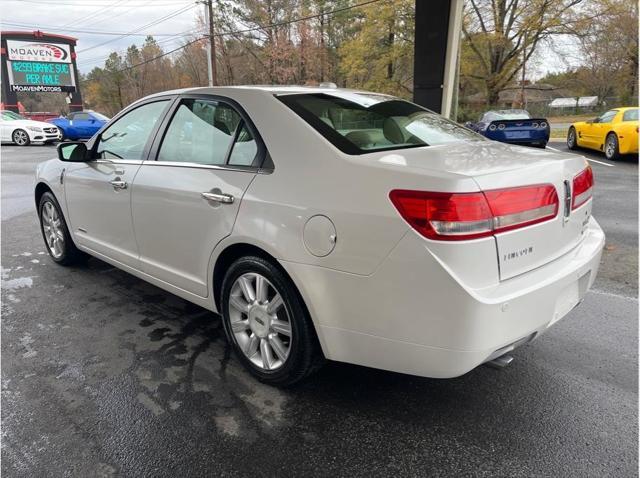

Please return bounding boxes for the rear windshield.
[623,109,638,122]
[481,110,531,122]
[278,92,480,155]
[92,112,110,121]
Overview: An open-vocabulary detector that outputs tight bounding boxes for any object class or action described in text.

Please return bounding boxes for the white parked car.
[34,86,604,385]
[1,110,61,146]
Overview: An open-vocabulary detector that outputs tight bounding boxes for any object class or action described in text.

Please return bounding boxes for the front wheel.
[220,256,323,386]
[38,192,86,265]
[604,133,620,160]
[12,129,30,146]
[567,127,578,150]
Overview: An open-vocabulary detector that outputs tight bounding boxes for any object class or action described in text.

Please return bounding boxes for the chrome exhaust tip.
[486,354,514,369]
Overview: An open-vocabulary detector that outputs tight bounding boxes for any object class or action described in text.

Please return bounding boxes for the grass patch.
[547,114,594,123]
[550,129,568,139]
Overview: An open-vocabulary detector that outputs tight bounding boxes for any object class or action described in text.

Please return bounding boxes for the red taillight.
[572,165,593,210]
[389,185,559,241]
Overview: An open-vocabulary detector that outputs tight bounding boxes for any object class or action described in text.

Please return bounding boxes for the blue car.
[48,110,110,141]
[465,109,549,148]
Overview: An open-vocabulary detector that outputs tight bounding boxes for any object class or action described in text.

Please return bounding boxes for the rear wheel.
[220,255,323,386]
[604,133,620,160]
[12,129,30,146]
[567,127,578,150]
[38,192,86,265]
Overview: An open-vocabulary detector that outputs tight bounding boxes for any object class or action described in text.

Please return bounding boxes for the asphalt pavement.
[1,142,637,477]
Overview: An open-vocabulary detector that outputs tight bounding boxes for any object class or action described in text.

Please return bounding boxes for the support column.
[69,45,83,112]
[413,0,463,118]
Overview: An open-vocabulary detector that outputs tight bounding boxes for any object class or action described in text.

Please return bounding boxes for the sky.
[1,0,578,79]
[1,0,203,74]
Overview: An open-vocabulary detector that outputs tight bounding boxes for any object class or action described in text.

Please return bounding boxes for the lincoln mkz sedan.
[35,86,605,386]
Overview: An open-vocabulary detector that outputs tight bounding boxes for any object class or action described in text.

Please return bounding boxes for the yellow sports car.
[567,107,638,160]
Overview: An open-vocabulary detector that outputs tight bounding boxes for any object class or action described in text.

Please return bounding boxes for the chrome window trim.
[93,159,144,166]
[140,160,272,174]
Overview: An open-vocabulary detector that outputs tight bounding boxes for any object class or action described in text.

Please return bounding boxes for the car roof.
[141,85,382,100]
[484,109,529,115]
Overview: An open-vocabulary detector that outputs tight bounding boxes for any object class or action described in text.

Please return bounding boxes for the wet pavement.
[2,144,637,477]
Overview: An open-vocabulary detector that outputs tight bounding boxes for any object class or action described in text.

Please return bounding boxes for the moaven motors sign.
[7,40,71,63]
[5,40,76,92]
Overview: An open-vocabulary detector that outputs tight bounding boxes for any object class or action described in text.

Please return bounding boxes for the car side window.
[157,99,242,165]
[623,109,638,122]
[598,110,617,124]
[228,123,258,166]
[74,113,90,121]
[96,100,169,160]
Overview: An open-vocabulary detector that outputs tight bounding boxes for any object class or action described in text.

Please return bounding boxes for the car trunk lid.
[472,156,592,280]
[379,141,592,280]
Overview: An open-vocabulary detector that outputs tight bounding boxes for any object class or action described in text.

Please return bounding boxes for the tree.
[462,0,590,105]
[83,52,127,116]
[573,0,638,104]
[339,0,414,96]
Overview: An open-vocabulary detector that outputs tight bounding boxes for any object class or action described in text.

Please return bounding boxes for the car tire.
[604,133,620,160]
[567,127,578,150]
[220,255,324,386]
[38,192,86,266]
[12,129,30,146]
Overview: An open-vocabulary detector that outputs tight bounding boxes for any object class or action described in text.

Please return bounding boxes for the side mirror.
[57,142,89,162]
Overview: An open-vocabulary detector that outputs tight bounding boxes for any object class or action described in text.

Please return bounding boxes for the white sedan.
[1,110,61,146]
[34,86,605,386]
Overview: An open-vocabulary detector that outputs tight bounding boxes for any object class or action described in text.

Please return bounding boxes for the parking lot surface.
[2,143,637,477]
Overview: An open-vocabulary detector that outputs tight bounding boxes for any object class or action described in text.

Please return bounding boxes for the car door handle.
[201,192,234,204]
[110,179,128,190]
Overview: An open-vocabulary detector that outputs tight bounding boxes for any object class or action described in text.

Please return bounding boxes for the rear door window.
[158,99,241,165]
[228,124,258,166]
[157,98,262,168]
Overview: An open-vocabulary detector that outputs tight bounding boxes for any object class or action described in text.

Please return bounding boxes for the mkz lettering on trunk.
[504,246,533,262]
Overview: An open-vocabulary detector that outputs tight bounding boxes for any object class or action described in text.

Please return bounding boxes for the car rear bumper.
[281,217,605,378]
[485,131,549,145]
[619,136,638,154]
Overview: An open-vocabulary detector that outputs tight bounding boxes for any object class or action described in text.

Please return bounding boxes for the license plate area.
[552,271,591,324]
[505,131,530,139]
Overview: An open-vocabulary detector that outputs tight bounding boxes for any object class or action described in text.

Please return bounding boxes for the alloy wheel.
[567,129,575,147]
[228,272,292,371]
[41,201,65,258]
[13,130,28,146]
[605,136,616,158]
